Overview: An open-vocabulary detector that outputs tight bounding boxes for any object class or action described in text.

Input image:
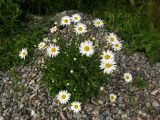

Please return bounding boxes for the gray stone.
[92,106,101,115]
[146,102,151,108]
[151,89,159,96]
[121,113,128,119]
[0,116,4,120]
[73,113,83,119]
[152,100,159,109]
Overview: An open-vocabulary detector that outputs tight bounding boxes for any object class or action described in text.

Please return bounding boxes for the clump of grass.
[134,77,149,89]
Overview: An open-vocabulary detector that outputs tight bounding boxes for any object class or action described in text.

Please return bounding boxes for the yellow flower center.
[74,17,78,20]
[40,44,43,48]
[105,63,111,68]
[74,105,78,109]
[61,94,66,99]
[51,48,56,52]
[64,19,68,23]
[115,44,119,48]
[111,95,115,100]
[104,54,110,59]
[126,76,129,79]
[22,52,27,56]
[78,27,83,31]
[83,46,90,51]
[96,21,100,25]
[110,37,114,42]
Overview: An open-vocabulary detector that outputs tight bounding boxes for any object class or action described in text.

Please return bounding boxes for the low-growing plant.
[134,77,149,89]
[43,37,109,102]
[38,14,122,103]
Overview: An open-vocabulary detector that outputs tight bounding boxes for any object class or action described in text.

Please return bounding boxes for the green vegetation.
[0,0,160,71]
[134,77,149,89]
[42,29,109,102]
[0,16,51,71]
[100,10,160,63]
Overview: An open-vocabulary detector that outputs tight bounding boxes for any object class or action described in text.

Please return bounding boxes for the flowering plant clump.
[19,13,127,113]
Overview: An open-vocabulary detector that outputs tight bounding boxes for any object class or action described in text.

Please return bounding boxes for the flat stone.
[66,112,72,120]
[121,113,128,119]
[98,100,103,105]
[85,104,94,112]
[0,116,4,120]
[73,113,83,119]
[146,102,151,108]
[151,89,159,96]
[92,106,101,115]
[152,100,159,109]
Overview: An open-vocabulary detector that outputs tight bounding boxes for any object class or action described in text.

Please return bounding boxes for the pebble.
[92,106,101,115]
[85,104,94,112]
[98,100,103,105]
[121,113,128,119]
[152,100,159,109]
[0,116,4,120]
[146,102,151,108]
[151,89,159,95]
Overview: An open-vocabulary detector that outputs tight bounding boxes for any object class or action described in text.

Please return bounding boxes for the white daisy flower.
[38,42,46,50]
[19,48,28,59]
[50,26,57,33]
[100,60,116,74]
[47,44,60,57]
[71,14,81,23]
[109,94,117,102]
[57,90,71,104]
[112,40,122,51]
[101,50,115,62]
[61,16,71,26]
[100,87,104,91]
[93,18,104,28]
[106,33,118,44]
[74,23,87,34]
[70,70,73,73]
[123,72,132,83]
[79,41,94,56]
[71,101,81,113]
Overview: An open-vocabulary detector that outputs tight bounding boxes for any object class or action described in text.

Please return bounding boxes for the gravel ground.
[0,11,160,120]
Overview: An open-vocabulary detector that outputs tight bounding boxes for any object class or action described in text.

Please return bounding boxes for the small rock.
[22,74,27,78]
[146,102,151,108]
[67,112,72,120]
[85,104,94,112]
[60,111,66,120]
[121,113,128,119]
[99,114,105,120]
[137,117,142,120]
[98,100,103,105]
[92,106,101,115]
[91,99,99,106]
[138,111,143,115]
[118,110,124,115]
[151,89,159,96]
[0,116,4,120]
[137,67,140,71]
[152,100,159,109]
[114,114,121,119]
[73,113,83,119]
